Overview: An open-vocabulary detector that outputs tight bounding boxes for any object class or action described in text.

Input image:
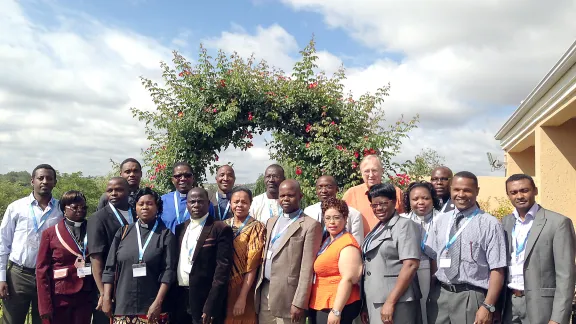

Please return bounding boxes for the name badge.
[132,263,147,277]
[439,257,451,268]
[77,265,92,277]
[266,250,273,259]
[509,265,523,276]
[183,262,193,274]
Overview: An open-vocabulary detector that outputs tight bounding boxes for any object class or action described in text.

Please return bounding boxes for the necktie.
[445,212,465,280]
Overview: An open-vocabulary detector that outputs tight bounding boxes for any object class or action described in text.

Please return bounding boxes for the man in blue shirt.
[160,162,214,233]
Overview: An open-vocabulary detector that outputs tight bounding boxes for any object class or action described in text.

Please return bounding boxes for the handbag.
[112,313,169,323]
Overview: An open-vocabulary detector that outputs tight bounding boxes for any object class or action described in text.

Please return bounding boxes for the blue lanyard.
[135,220,159,263]
[269,200,283,219]
[362,223,385,254]
[174,191,190,224]
[512,221,531,257]
[317,230,346,256]
[444,208,479,251]
[64,223,88,260]
[271,210,302,245]
[109,204,132,226]
[30,198,55,233]
[216,194,230,220]
[187,216,208,261]
[232,216,251,239]
[411,212,433,252]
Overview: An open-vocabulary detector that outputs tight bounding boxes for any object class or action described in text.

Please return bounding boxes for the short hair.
[321,197,349,220]
[109,176,129,186]
[188,187,209,200]
[505,174,536,189]
[266,164,285,175]
[173,161,193,173]
[32,164,57,180]
[403,181,442,213]
[120,158,142,170]
[367,183,397,202]
[453,171,478,187]
[360,154,383,169]
[59,190,87,213]
[230,186,253,203]
[132,187,163,216]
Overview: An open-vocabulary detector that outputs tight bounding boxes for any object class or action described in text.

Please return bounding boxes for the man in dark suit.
[87,177,135,324]
[208,165,236,221]
[173,187,233,324]
[502,174,575,324]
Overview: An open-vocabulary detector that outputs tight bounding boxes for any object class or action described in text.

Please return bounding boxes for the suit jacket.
[207,189,233,221]
[36,220,94,316]
[254,212,323,318]
[502,206,576,324]
[175,216,233,321]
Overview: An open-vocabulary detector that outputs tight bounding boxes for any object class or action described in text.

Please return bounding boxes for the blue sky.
[1,0,574,183]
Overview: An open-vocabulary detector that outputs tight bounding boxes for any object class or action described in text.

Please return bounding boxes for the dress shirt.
[249,193,283,224]
[0,193,63,281]
[507,203,538,290]
[161,191,215,234]
[177,213,209,286]
[303,201,364,245]
[215,191,232,221]
[264,210,301,280]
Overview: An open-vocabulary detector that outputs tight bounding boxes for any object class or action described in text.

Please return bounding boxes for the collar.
[175,190,188,198]
[191,213,209,226]
[139,218,157,228]
[217,190,230,199]
[513,203,539,223]
[283,209,302,219]
[361,183,370,195]
[410,210,434,223]
[64,218,84,227]
[454,205,480,217]
[29,192,54,207]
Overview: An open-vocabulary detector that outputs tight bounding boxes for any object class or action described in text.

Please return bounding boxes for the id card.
[77,265,92,277]
[509,265,523,276]
[132,263,147,277]
[266,250,273,259]
[439,257,451,268]
[183,262,193,274]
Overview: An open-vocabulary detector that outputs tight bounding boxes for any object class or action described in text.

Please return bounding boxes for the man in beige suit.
[255,179,323,324]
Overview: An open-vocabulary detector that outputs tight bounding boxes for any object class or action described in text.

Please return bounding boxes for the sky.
[1,0,575,184]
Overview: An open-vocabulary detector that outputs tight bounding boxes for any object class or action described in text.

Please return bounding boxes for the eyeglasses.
[173,173,193,179]
[324,216,344,222]
[370,201,392,209]
[66,205,88,212]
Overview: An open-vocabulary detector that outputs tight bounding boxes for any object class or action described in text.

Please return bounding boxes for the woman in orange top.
[309,197,363,324]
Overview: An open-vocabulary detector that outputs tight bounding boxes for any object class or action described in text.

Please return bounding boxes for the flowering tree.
[132,39,418,198]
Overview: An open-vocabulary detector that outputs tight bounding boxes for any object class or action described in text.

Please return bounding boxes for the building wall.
[506,146,535,176]
[476,176,509,209]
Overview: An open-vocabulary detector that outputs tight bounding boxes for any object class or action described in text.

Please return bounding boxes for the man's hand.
[380,301,395,323]
[202,313,213,324]
[290,305,305,323]
[0,282,9,299]
[473,306,493,324]
[232,296,247,317]
[95,295,104,311]
[360,311,369,324]
[101,296,113,318]
[146,300,161,322]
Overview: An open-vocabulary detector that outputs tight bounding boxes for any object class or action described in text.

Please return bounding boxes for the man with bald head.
[431,166,455,212]
[208,165,236,221]
[250,164,286,223]
[304,175,364,245]
[255,180,322,324]
[343,155,405,236]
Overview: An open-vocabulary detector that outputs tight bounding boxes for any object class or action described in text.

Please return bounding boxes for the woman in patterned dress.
[224,187,266,324]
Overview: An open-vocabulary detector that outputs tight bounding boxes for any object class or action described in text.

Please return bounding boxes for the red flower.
[354,151,359,159]
[246,142,254,148]
[248,112,254,121]
[178,72,184,77]
[336,145,343,151]
[200,87,204,91]
[363,149,369,156]
[331,121,336,125]
[247,133,253,139]
[352,162,358,169]
[177,111,184,118]
[213,108,218,113]
[305,142,310,148]
[308,82,318,89]
[149,175,156,180]
[215,154,219,161]
[295,167,302,175]
[219,79,226,87]
[305,124,312,133]
[150,185,155,189]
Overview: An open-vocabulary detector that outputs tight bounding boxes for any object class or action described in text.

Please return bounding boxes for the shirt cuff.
[0,270,6,282]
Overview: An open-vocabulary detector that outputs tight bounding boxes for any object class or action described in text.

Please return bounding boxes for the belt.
[440,282,487,294]
[511,289,524,297]
[8,261,35,275]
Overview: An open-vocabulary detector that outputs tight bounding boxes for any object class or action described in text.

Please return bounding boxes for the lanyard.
[512,221,531,258]
[317,230,346,256]
[271,210,302,245]
[174,192,190,224]
[186,216,208,261]
[268,200,283,219]
[410,212,433,252]
[444,208,479,252]
[64,223,88,260]
[232,216,251,239]
[216,194,230,220]
[109,203,132,226]
[30,198,55,233]
[136,220,159,263]
[362,223,386,254]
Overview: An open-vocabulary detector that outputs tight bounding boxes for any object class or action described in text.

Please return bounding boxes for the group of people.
[0,154,574,324]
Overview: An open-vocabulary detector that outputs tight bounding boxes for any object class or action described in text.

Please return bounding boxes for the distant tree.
[405,148,445,181]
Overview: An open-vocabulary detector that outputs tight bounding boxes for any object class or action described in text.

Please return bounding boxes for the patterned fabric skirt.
[113,313,169,323]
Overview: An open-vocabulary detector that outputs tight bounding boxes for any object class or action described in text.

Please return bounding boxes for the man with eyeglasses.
[161,162,215,234]
[250,164,286,223]
[96,158,143,211]
[0,164,63,324]
[430,166,454,212]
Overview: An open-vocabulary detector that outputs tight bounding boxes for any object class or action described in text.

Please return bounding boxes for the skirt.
[113,313,169,323]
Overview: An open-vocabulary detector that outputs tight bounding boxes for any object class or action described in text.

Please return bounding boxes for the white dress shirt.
[303,201,364,245]
[177,213,208,286]
[508,203,538,290]
[0,193,62,281]
[249,193,283,223]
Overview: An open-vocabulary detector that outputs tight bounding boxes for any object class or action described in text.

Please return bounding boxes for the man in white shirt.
[250,164,285,223]
[303,175,364,245]
[0,164,63,324]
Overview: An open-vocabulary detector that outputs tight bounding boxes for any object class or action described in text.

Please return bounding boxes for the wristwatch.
[331,309,341,317]
[481,302,495,313]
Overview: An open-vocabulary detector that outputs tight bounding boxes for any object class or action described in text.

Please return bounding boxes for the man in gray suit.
[502,174,575,324]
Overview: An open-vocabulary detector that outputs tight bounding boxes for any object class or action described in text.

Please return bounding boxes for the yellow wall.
[477,176,508,209]
[506,146,535,176]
